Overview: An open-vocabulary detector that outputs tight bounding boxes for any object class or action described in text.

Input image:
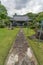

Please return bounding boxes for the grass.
[0,28,19,65]
[23,28,43,65]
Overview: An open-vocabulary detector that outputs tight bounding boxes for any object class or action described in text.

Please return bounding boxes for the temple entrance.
[10,15,31,27]
[12,21,28,27]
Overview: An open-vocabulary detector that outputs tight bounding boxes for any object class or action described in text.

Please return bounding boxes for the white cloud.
[0,0,43,16]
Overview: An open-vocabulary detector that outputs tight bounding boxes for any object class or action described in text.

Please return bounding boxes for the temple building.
[10,15,31,26]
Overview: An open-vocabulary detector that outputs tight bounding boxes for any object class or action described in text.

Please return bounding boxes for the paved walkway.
[5,29,37,65]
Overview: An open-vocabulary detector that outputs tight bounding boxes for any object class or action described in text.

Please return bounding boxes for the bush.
[0,25,5,28]
[0,23,5,28]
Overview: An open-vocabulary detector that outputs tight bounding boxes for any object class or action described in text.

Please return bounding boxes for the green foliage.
[36,12,43,22]
[26,12,37,20]
[0,4,7,18]
[26,12,43,22]
[26,12,43,28]
[0,3,10,28]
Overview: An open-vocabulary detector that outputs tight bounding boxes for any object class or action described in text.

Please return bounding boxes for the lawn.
[0,28,19,65]
[23,28,43,65]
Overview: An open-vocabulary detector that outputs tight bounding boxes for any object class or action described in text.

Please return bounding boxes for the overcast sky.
[0,0,43,16]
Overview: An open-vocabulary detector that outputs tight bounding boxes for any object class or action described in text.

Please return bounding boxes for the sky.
[0,0,43,16]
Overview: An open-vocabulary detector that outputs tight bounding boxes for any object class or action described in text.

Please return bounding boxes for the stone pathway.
[5,29,37,65]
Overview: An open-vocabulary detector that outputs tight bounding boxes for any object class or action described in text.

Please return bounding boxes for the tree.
[0,3,7,17]
[36,12,43,22]
[26,12,43,29]
[0,2,10,28]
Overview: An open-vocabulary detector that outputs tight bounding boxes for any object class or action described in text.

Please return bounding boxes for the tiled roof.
[10,15,31,21]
